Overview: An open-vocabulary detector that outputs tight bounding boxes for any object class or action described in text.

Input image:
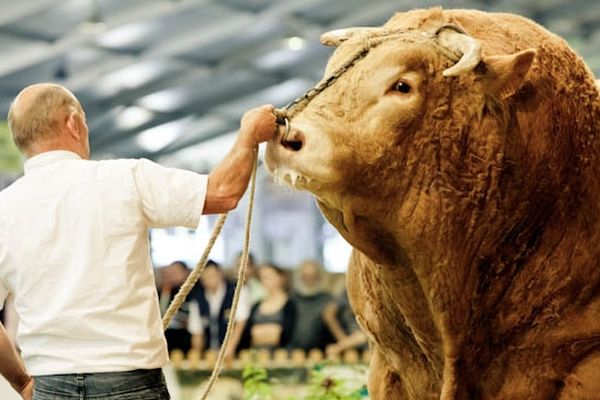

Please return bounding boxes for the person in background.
[290,260,334,351]
[0,83,277,399]
[240,263,296,351]
[158,261,200,354]
[322,289,368,358]
[192,260,249,358]
[229,252,265,306]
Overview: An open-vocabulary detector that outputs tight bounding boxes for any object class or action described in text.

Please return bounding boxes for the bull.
[265,7,600,400]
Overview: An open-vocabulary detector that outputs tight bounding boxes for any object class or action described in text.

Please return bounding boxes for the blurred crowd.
[156,255,367,361]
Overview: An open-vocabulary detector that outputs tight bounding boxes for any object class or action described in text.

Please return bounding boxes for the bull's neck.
[341,190,600,369]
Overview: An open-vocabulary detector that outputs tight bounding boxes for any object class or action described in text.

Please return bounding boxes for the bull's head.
[265,11,536,266]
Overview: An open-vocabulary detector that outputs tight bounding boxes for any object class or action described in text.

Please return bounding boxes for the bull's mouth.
[272,166,311,188]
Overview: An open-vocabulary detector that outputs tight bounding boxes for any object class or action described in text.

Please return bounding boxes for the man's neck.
[27,141,85,160]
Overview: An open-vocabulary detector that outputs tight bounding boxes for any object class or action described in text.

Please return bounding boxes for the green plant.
[242,363,368,400]
[304,364,364,400]
[0,121,22,172]
[242,364,274,400]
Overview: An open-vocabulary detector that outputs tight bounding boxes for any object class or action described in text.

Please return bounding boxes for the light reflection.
[116,106,154,130]
[135,117,192,152]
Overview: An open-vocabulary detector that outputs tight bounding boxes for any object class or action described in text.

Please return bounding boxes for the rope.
[273,30,461,126]
[197,157,257,400]
[161,212,228,330]
[161,153,258,400]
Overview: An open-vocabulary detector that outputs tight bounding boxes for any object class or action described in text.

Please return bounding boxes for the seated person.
[240,263,296,350]
[191,260,250,358]
[322,289,368,357]
[290,260,334,351]
[158,261,196,354]
[229,252,266,306]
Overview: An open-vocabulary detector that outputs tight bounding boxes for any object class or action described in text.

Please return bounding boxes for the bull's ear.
[320,27,384,47]
[481,49,536,99]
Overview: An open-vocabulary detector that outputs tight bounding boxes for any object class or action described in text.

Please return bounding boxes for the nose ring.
[281,116,291,142]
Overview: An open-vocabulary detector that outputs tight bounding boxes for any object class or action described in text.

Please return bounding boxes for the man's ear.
[480,49,536,99]
[65,109,81,140]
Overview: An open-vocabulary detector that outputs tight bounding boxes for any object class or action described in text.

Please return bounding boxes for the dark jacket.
[192,281,236,351]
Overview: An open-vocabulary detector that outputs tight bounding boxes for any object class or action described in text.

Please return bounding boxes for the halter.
[275,26,465,141]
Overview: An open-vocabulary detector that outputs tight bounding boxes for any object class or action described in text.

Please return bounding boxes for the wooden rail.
[169,348,371,371]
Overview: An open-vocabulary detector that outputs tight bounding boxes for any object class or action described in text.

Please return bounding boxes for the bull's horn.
[436,25,482,77]
[320,27,384,47]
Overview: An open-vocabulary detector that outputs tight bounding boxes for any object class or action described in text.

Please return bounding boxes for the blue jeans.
[33,368,170,399]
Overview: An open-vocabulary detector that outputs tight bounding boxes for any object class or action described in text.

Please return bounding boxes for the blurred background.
[0,0,599,398]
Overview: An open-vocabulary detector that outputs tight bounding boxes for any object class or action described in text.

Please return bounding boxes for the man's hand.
[19,377,33,400]
[1,323,32,400]
[238,105,277,148]
[203,104,277,214]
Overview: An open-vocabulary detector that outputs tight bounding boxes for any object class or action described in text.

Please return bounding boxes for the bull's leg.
[369,349,408,400]
[556,351,600,400]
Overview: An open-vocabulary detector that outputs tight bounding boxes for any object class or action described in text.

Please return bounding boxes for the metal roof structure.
[0,0,598,170]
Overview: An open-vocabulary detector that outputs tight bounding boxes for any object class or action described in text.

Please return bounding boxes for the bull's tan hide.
[265,8,600,400]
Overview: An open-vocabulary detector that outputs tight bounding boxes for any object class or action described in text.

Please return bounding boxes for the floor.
[0,376,20,400]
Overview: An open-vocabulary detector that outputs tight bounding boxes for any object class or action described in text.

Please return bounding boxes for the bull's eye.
[393,81,411,94]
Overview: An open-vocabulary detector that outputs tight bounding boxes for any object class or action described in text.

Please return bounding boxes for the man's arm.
[203,105,277,214]
[0,322,32,399]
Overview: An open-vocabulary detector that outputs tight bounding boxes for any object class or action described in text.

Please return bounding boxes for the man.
[0,83,277,399]
[290,260,334,351]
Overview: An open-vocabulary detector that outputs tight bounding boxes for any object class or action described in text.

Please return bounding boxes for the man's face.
[300,262,321,288]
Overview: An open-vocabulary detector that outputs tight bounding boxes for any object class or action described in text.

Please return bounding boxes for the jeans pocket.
[33,387,77,400]
[33,377,79,399]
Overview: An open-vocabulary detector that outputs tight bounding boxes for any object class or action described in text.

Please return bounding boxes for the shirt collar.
[206,282,226,301]
[24,151,82,174]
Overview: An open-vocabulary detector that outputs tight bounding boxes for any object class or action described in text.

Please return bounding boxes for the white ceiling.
[0,0,598,170]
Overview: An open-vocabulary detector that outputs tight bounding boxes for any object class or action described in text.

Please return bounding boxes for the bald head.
[7,83,83,154]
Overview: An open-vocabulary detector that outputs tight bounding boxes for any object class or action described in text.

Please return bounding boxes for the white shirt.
[0,151,207,375]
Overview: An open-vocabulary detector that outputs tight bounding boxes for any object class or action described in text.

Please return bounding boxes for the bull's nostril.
[280,130,304,152]
[282,139,303,151]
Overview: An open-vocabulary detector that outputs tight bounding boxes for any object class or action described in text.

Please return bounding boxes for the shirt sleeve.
[187,300,203,335]
[132,159,208,229]
[234,286,251,322]
[0,279,8,311]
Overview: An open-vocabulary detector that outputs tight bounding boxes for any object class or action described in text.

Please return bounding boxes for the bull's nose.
[281,128,304,152]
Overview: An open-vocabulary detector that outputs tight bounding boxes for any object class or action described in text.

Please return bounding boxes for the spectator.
[158,261,199,354]
[192,260,250,358]
[290,260,334,351]
[323,289,368,358]
[240,263,296,350]
[230,252,265,305]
